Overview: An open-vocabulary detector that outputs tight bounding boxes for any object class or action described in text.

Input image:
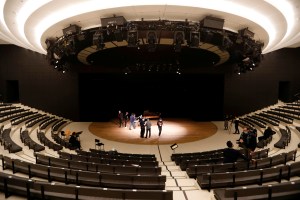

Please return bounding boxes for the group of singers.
[118,111,163,138]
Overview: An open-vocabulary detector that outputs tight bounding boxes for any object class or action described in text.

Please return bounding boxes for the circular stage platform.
[89,118,218,145]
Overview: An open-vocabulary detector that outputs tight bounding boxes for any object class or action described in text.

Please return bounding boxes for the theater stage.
[89,118,218,145]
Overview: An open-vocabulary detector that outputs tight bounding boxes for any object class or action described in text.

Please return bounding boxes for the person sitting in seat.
[223,140,250,163]
[258,126,275,141]
[69,132,81,149]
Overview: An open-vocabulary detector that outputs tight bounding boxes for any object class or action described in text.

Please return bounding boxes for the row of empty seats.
[0,171,172,200]
[35,153,161,174]
[274,127,291,149]
[77,149,157,161]
[20,130,45,152]
[0,128,22,153]
[199,160,300,191]
[172,148,269,173]
[2,155,167,190]
[59,151,158,166]
[0,108,28,123]
[272,107,300,120]
[37,131,63,151]
[213,179,300,200]
[186,150,296,179]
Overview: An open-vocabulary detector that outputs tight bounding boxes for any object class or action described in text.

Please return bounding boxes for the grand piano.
[143,110,161,119]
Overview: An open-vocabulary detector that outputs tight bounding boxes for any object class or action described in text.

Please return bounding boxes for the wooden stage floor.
[89,118,218,145]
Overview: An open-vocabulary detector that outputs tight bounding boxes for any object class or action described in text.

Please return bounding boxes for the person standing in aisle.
[233,117,240,134]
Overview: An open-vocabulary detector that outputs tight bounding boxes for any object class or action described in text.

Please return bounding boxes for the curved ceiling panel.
[1,0,299,56]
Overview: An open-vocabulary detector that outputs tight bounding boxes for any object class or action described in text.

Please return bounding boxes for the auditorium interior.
[1,1,300,199]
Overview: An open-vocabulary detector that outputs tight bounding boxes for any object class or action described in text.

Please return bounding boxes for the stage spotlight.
[170,143,178,150]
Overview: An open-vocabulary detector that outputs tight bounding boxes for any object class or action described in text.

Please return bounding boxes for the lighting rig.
[45,17,263,75]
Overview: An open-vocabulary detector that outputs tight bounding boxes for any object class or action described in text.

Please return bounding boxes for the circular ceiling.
[1,0,300,56]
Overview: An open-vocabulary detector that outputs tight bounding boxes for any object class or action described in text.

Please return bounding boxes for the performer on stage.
[124,111,129,127]
[118,110,123,127]
[224,115,229,130]
[129,113,136,130]
[157,118,163,136]
[139,115,146,138]
[145,118,152,138]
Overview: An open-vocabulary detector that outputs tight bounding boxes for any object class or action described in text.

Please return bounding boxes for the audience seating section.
[0,171,172,200]
[213,179,300,200]
[20,130,45,152]
[175,148,269,174]
[0,128,22,153]
[37,131,63,151]
[196,149,298,191]
[1,155,167,190]
[0,108,28,123]
[274,128,291,149]
[36,153,160,174]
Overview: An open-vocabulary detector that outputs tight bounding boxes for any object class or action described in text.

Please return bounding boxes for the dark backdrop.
[79,73,224,121]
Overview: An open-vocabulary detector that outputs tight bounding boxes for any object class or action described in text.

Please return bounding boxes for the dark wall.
[78,73,224,121]
[0,44,299,121]
[223,48,300,116]
[0,45,79,120]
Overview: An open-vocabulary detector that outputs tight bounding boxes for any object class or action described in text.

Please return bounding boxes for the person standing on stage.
[224,115,229,130]
[157,118,163,136]
[139,115,146,138]
[145,118,152,138]
[118,110,123,127]
[129,113,136,130]
[124,111,129,127]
